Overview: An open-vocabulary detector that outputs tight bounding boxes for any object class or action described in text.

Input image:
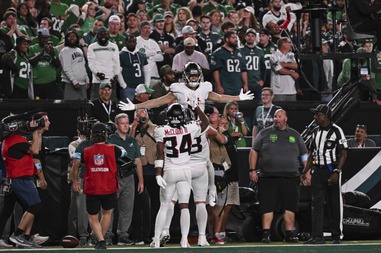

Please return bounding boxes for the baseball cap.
[97,26,108,34]
[16,36,31,45]
[108,15,121,23]
[259,29,270,36]
[38,28,50,36]
[140,20,151,28]
[186,18,197,26]
[310,104,332,118]
[99,82,112,89]
[160,64,174,76]
[92,123,107,133]
[3,11,16,20]
[182,25,196,34]
[135,84,154,95]
[322,38,329,44]
[244,6,255,15]
[136,9,147,15]
[184,37,195,47]
[164,11,174,18]
[153,14,165,22]
[245,28,256,35]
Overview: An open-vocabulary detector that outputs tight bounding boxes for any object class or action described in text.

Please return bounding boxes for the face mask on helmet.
[184,63,202,88]
[166,104,186,128]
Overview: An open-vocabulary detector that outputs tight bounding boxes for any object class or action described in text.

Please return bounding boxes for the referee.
[301,104,348,245]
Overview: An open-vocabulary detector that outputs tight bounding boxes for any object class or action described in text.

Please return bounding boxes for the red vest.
[1,134,35,178]
[83,143,118,195]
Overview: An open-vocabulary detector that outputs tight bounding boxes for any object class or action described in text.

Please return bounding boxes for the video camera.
[77,115,97,138]
[0,112,46,140]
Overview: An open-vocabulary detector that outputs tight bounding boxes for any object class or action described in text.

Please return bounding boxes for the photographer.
[129,109,158,243]
[222,101,249,147]
[1,113,44,248]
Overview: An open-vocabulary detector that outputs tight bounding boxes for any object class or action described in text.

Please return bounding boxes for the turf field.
[2,241,381,253]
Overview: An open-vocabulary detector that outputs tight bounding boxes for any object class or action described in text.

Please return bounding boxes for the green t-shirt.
[61,0,87,8]
[50,2,69,18]
[0,26,28,46]
[14,54,31,90]
[27,44,59,85]
[109,33,126,51]
[30,35,60,46]
[80,17,95,33]
[202,2,227,18]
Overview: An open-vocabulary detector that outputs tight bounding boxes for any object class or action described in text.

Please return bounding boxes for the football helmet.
[166,103,186,128]
[183,62,203,88]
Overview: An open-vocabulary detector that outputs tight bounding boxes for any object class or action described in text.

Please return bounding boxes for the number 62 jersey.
[154,121,201,169]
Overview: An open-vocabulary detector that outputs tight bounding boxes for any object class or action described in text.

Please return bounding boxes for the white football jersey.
[170,81,213,111]
[154,121,201,168]
[190,130,209,163]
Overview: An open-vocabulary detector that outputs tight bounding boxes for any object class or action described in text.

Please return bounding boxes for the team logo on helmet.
[166,103,186,128]
[183,62,203,88]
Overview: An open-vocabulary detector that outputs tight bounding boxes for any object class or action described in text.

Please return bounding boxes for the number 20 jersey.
[154,121,201,168]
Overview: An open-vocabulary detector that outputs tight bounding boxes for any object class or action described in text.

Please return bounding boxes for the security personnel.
[301,104,348,245]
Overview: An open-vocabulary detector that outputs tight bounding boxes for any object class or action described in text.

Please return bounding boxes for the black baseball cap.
[92,123,107,133]
[310,104,332,118]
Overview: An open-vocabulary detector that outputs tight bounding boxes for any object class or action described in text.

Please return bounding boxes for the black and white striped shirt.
[309,123,348,166]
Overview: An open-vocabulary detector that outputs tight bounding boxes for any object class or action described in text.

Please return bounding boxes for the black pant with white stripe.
[310,167,343,240]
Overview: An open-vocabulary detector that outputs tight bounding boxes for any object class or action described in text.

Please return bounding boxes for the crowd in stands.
[0,0,380,103]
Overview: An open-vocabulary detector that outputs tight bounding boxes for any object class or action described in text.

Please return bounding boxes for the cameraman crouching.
[1,114,45,248]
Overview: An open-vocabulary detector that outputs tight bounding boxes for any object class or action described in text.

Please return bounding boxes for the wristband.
[249,168,256,172]
[155,160,164,168]
[35,163,42,170]
[333,168,342,174]
[301,154,309,162]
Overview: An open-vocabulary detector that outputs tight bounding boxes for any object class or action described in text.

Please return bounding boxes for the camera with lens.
[77,116,97,138]
[139,117,147,124]
[233,111,244,123]
[1,112,46,140]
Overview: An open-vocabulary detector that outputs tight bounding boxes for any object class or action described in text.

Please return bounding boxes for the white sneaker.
[198,235,210,247]
[180,238,190,248]
[32,234,49,245]
[0,239,12,247]
[150,238,160,248]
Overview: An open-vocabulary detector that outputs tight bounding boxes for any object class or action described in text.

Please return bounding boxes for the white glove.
[118,99,136,111]
[156,175,167,189]
[239,89,254,101]
[208,185,217,207]
[186,92,198,110]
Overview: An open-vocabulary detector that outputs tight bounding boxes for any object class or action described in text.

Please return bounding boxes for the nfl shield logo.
[94,154,104,166]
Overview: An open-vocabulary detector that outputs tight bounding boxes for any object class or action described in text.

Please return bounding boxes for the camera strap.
[262,105,273,126]
[138,125,156,143]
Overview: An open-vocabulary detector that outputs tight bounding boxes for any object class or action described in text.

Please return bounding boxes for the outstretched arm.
[119,92,176,111]
[207,89,254,103]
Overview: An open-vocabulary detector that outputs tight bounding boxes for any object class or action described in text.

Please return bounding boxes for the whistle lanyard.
[262,104,273,127]
[101,100,112,121]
